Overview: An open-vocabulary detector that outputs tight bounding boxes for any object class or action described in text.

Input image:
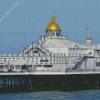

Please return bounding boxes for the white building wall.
[48,47,69,55]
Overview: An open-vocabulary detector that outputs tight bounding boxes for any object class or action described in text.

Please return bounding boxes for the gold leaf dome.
[46,17,61,31]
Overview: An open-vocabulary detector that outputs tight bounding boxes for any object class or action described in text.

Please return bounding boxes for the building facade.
[0,17,100,74]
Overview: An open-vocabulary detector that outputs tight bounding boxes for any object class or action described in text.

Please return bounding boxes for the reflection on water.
[0,90,100,100]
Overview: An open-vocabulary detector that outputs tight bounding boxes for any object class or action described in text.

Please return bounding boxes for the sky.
[0,0,100,53]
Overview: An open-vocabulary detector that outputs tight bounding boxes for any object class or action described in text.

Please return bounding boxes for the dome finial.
[51,16,56,23]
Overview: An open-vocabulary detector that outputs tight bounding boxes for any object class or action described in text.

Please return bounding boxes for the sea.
[0,90,100,100]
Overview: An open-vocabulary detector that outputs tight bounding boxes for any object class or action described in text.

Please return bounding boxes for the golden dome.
[46,17,61,31]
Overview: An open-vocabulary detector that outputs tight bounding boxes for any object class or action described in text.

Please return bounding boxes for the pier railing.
[0,68,100,75]
[33,69,100,73]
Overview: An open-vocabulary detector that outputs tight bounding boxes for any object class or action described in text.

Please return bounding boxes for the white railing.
[0,68,100,73]
[33,68,100,73]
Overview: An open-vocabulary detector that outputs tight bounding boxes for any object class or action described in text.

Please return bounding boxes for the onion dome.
[86,35,92,40]
[46,17,61,31]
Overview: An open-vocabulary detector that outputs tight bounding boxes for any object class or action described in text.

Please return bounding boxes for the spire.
[86,28,92,45]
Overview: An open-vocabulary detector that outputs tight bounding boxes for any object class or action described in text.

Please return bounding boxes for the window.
[89,52,92,54]
[96,62,100,66]
[40,59,49,62]
[15,65,20,70]
[36,57,38,62]
[96,50,100,55]
[44,65,52,67]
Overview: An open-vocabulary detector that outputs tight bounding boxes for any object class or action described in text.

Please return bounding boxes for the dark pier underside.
[0,74,100,92]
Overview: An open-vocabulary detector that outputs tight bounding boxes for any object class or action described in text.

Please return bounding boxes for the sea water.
[0,90,100,100]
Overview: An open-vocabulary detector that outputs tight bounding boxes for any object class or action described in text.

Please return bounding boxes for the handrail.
[0,68,100,73]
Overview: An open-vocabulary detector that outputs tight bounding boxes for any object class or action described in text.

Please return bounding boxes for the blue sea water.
[0,90,100,100]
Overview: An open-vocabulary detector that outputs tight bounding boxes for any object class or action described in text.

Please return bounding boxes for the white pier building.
[0,17,100,75]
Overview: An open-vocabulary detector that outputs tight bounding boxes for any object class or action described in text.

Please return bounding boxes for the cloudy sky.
[0,0,100,53]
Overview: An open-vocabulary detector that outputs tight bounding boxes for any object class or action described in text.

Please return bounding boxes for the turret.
[86,35,92,46]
